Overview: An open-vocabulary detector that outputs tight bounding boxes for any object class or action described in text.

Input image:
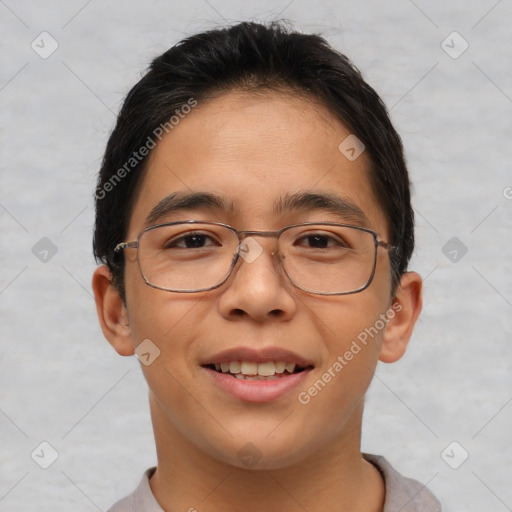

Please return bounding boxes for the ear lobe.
[92,265,134,356]
[379,271,423,363]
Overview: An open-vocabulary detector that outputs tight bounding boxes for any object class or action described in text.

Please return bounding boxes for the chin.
[202,430,315,471]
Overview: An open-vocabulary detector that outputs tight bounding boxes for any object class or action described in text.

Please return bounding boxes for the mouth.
[204,360,313,380]
[200,347,315,402]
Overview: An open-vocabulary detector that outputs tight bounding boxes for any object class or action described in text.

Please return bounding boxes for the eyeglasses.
[114,221,394,295]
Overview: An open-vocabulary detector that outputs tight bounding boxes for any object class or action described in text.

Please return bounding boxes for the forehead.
[128,90,388,237]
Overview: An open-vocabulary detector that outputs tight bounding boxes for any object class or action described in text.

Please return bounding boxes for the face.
[110,90,399,469]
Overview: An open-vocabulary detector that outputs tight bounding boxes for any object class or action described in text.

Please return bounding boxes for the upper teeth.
[215,361,296,376]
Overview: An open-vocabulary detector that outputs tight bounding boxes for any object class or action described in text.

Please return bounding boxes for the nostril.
[228,308,285,320]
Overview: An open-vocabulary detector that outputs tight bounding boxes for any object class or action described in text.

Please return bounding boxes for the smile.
[201,347,315,402]
[207,360,309,380]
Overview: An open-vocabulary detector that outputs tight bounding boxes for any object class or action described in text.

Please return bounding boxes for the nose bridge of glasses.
[237,230,280,257]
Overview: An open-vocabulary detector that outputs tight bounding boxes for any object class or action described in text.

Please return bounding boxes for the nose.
[217,236,297,323]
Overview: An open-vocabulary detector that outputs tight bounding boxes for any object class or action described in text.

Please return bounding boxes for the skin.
[93,90,422,512]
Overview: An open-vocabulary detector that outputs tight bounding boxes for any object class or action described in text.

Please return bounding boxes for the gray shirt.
[108,454,441,511]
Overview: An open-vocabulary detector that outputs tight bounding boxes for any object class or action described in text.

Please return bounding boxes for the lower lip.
[202,367,312,403]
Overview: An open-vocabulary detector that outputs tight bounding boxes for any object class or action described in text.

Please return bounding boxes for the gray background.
[1,1,511,510]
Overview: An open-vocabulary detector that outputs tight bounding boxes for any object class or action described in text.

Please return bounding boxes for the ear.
[379,271,423,363]
[92,265,134,356]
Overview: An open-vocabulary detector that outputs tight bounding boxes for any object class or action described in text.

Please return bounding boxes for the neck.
[148,396,384,512]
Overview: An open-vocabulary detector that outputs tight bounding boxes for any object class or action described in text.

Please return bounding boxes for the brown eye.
[295,233,348,249]
[164,232,219,249]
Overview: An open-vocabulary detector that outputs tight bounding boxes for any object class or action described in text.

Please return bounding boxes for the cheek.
[312,288,388,353]
[302,292,390,404]
[124,263,207,374]
[125,260,189,334]
[124,278,211,431]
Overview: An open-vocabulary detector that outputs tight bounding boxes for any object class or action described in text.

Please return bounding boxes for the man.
[92,21,441,511]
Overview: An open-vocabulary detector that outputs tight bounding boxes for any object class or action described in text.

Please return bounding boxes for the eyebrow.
[273,191,370,226]
[144,192,234,226]
[144,190,369,227]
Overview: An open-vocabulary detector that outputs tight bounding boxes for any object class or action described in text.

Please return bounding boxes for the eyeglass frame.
[114,220,395,295]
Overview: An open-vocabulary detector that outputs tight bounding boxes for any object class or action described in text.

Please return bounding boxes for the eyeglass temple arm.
[114,241,138,253]
[377,240,396,251]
